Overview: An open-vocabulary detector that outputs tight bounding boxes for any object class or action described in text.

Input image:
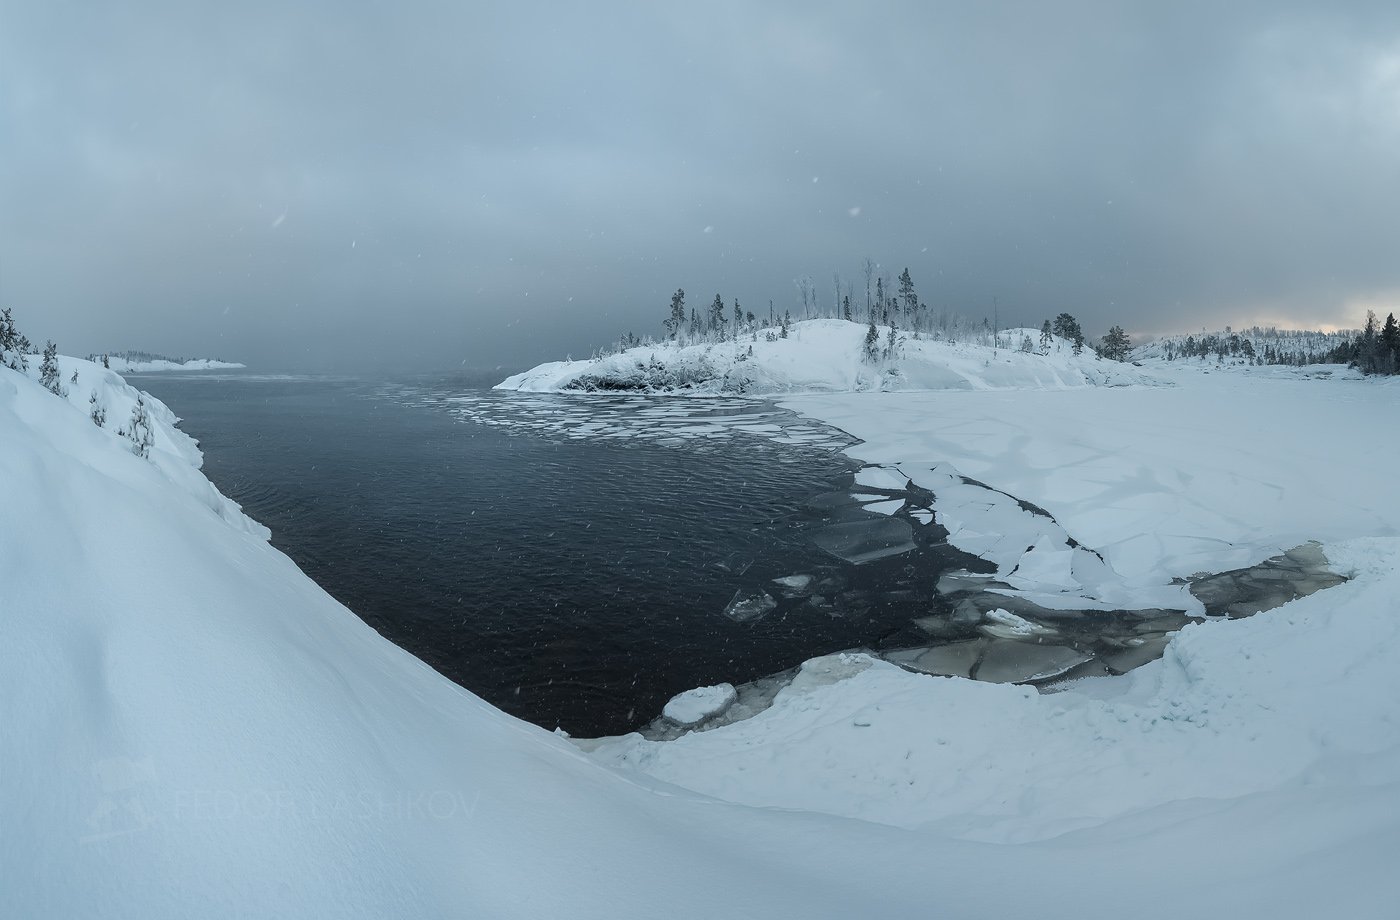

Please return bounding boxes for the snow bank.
[498,318,1161,394]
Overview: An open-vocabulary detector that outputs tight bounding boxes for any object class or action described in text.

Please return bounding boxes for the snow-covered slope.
[5,353,1398,918]
[498,318,1160,393]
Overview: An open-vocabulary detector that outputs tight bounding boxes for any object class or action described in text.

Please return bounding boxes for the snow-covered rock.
[497,319,1163,394]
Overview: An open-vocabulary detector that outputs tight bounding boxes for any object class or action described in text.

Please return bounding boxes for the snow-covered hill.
[4,351,1398,918]
[498,318,1160,393]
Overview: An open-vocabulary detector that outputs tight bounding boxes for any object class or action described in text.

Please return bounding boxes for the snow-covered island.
[498,318,1157,393]
[91,350,246,373]
[5,325,1400,918]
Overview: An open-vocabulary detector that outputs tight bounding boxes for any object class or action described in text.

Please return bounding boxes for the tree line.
[1329,311,1400,375]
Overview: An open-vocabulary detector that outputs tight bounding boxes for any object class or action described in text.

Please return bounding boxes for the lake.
[132,372,969,736]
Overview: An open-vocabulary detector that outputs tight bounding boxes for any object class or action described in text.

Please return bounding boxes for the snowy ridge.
[498,318,1163,394]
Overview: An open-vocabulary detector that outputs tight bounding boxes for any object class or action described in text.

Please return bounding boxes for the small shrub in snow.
[89,391,107,428]
[126,396,154,458]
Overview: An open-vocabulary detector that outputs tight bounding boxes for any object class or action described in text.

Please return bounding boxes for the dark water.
[132,373,960,736]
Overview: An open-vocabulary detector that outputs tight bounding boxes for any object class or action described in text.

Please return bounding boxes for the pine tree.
[884,319,899,360]
[664,289,686,340]
[898,268,917,319]
[102,353,110,369]
[780,310,791,338]
[863,317,880,363]
[89,391,106,427]
[40,340,64,396]
[842,295,851,322]
[876,277,886,324]
[1100,325,1131,361]
[1039,320,1053,352]
[709,294,727,339]
[1380,312,1399,375]
[0,308,29,372]
[733,298,743,331]
[1052,313,1085,355]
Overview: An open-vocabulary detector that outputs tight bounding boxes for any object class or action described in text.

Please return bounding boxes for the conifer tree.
[709,294,727,340]
[0,308,29,372]
[1040,320,1053,352]
[898,268,917,319]
[842,295,852,322]
[863,317,880,363]
[1100,325,1131,361]
[664,289,686,340]
[40,340,64,396]
[89,391,106,427]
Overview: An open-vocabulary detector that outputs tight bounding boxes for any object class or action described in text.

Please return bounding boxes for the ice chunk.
[973,641,1092,684]
[884,640,987,678]
[785,653,876,693]
[1101,634,1173,674]
[663,683,738,726]
[722,590,777,623]
[978,608,1058,639]
[771,574,815,594]
[854,466,909,491]
[811,517,916,565]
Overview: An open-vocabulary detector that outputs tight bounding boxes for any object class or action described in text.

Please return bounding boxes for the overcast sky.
[3,1,1399,372]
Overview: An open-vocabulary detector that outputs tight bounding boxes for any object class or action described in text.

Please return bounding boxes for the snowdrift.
[497,318,1161,394]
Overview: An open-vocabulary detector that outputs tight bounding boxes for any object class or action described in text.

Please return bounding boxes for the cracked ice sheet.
[589,537,1400,855]
[781,373,1400,600]
[889,460,1192,610]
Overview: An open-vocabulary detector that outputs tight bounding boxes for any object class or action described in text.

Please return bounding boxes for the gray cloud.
[4,0,1400,371]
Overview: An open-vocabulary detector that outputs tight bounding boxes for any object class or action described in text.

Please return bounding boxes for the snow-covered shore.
[590,367,1400,863]
[4,351,1399,918]
[498,318,1159,394]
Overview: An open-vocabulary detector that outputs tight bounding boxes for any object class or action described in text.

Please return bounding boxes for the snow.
[497,318,1162,394]
[6,349,1400,918]
[104,356,246,373]
[586,361,1400,913]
